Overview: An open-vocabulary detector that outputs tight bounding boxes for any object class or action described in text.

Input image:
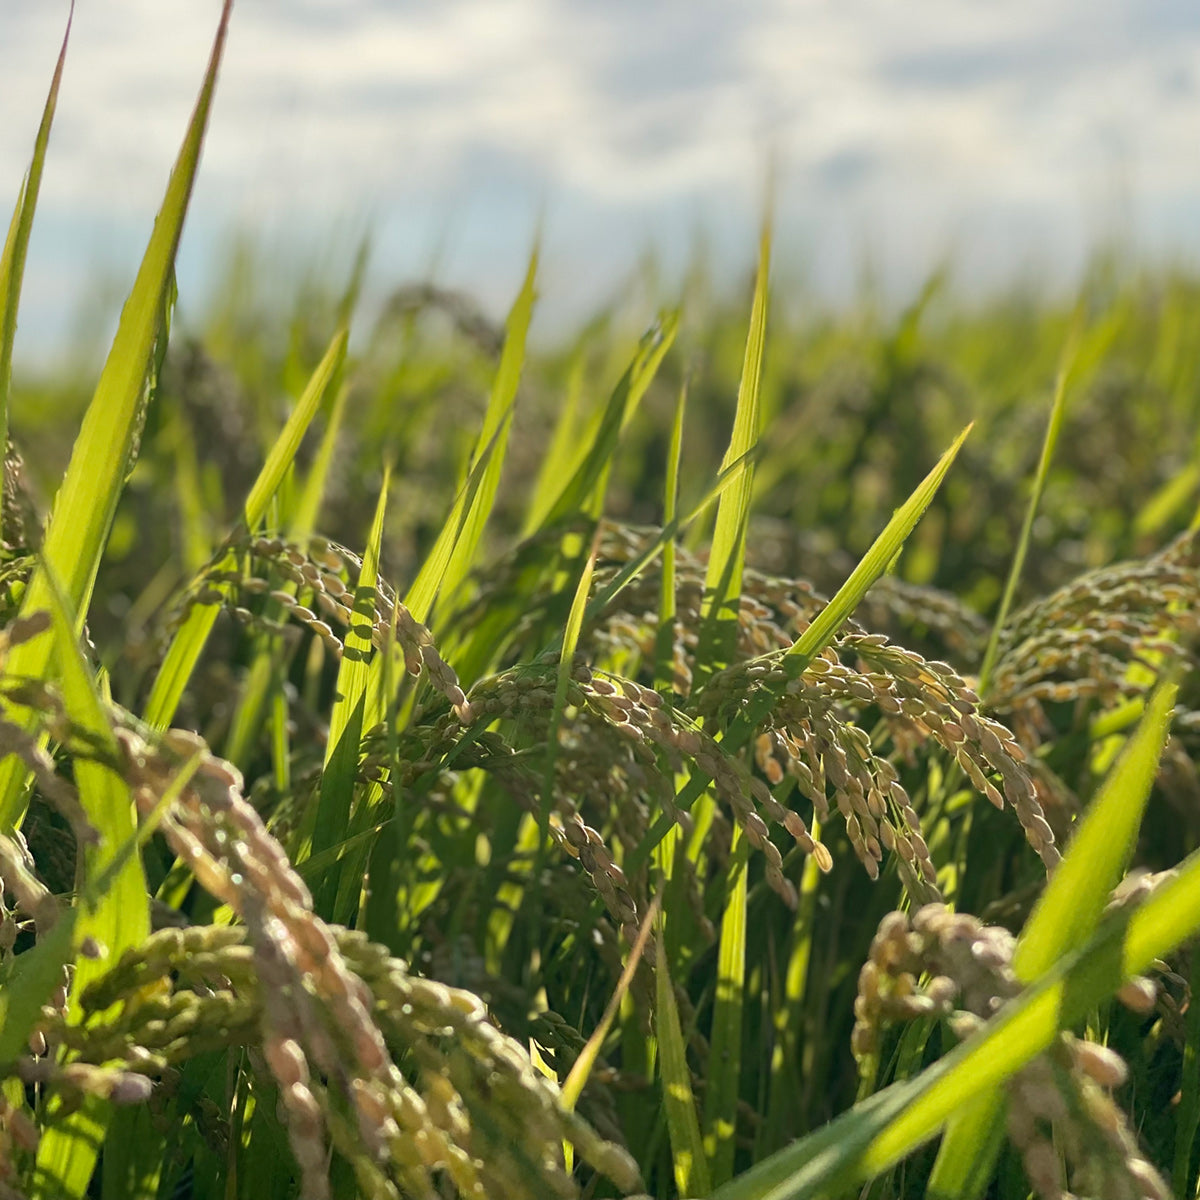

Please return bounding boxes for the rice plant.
[3,6,1200,1199]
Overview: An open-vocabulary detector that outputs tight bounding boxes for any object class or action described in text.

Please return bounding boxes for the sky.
[2,0,1199,361]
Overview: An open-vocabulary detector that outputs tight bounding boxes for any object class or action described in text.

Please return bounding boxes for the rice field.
[3,6,1200,1199]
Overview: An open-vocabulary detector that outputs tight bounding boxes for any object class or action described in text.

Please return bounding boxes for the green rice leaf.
[712,896,1180,1197]
[541,527,600,844]
[0,0,232,831]
[29,563,150,1200]
[435,250,537,615]
[0,911,76,1065]
[705,828,749,1187]
[696,223,770,684]
[242,326,349,532]
[291,379,350,541]
[714,687,1191,1200]
[656,927,712,1199]
[404,253,536,624]
[541,313,678,527]
[1017,680,1175,973]
[39,562,150,993]
[783,421,972,671]
[0,3,71,452]
[522,351,584,535]
[561,895,660,1112]
[308,463,390,917]
[582,443,760,638]
[977,325,1078,696]
[403,422,504,627]
[654,378,687,693]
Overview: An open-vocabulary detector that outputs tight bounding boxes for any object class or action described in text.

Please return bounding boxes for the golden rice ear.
[989,528,1200,730]
[854,900,1171,1200]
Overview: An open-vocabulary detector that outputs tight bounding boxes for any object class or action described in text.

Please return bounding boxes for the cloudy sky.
[2,0,1198,359]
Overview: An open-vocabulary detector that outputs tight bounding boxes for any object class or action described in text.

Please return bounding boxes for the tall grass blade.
[0,3,72,451]
[436,250,537,613]
[404,253,536,624]
[523,351,584,535]
[0,0,232,832]
[541,313,678,527]
[450,313,678,686]
[241,327,350,532]
[696,222,770,684]
[656,928,712,1199]
[541,527,600,843]
[705,829,749,1186]
[309,463,390,916]
[0,913,76,1065]
[977,325,1078,696]
[290,379,350,541]
[561,894,660,1111]
[31,563,151,1198]
[783,422,973,672]
[654,378,687,693]
[39,564,151,991]
[582,445,760,638]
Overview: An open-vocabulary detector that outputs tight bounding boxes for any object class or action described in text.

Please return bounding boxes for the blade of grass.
[561,893,661,1111]
[977,323,1078,697]
[403,267,533,629]
[0,912,77,1064]
[522,350,585,535]
[540,526,600,847]
[691,224,769,1188]
[450,313,679,687]
[695,222,770,686]
[30,563,151,1199]
[783,421,973,672]
[654,377,687,694]
[705,828,750,1187]
[0,1,233,829]
[308,462,390,916]
[927,678,1177,1199]
[434,250,537,615]
[712,885,1186,1198]
[1017,679,1175,972]
[241,327,350,533]
[404,425,504,627]
[224,374,353,768]
[0,2,72,452]
[290,378,350,541]
[38,562,151,991]
[657,926,712,1199]
[763,817,823,1149]
[540,313,678,527]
